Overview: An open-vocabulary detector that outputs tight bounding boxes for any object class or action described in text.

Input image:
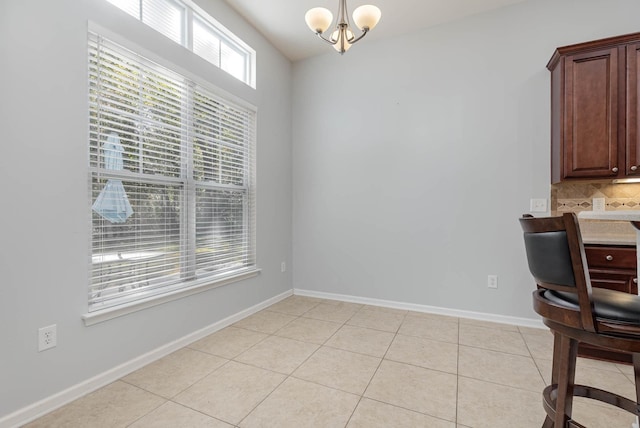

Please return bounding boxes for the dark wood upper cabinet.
[548,32,640,183]
[626,42,640,175]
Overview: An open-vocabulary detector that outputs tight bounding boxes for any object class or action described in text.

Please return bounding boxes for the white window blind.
[192,15,249,83]
[88,32,256,311]
[193,16,221,67]
[143,0,185,44]
[105,0,185,44]
[104,0,255,87]
[105,0,140,18]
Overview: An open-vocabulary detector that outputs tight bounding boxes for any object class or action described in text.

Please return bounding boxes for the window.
[193,16,249,83]
[88,32,256,312]
[104,0,255,87]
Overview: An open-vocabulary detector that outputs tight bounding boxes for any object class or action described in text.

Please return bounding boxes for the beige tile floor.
[24,296,639,427]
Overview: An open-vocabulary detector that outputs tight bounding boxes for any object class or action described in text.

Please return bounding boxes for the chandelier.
[304,0,381,54]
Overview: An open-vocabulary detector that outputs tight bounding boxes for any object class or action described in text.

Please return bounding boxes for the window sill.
[82,268,261,326]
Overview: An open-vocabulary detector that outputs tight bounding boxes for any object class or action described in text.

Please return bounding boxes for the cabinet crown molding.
[548,31,640,71]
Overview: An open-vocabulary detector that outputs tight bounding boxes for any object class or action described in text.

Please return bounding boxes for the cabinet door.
[563,47,619,179]
[627,43,640,175]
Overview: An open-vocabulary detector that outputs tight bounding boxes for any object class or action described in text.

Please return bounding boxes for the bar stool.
[519,212,640,427]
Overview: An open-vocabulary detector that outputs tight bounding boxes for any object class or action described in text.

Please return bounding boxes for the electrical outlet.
[592,197,606,212]
[488,275,498,289]
[530,198,548,213]
[38,324,57,352]
[281,262,286,273]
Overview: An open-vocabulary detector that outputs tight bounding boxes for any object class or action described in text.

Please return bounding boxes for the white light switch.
[530,198,547,213]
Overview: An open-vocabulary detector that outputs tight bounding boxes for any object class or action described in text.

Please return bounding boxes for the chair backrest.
[519,212,596,332]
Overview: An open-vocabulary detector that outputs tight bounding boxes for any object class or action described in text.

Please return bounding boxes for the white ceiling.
[223,0,529,61]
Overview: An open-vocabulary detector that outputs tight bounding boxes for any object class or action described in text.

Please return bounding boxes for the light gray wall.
[0,0,292,417]
[292,0,640,318]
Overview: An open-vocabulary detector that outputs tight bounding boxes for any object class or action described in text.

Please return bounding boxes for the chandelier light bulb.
[330,28,354,53]
[305,7,333,33]
[353,5,381,31]
[330,28,355,43]
[333,40,351,53]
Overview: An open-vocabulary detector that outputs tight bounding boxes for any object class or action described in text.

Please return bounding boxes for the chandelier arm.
[315,32,337,46]
[348,28,369,45]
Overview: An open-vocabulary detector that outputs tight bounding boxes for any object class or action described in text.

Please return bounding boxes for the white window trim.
[103,0,256,88]
[185,0,256,88]
[82,268,260,326]
[88,21,256,115]
[85,26,258,321]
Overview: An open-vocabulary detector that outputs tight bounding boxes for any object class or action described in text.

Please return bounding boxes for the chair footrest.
[543,383,640,423]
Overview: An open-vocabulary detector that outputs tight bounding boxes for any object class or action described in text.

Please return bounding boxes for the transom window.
[105,0,256,87]
[88,32,256,311]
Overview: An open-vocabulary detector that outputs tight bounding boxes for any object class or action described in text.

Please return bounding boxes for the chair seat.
[545,288,640,325]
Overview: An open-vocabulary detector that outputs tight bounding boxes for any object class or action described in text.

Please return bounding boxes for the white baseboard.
[2,287,542,428]
[0,289,293,428]
[293,288,545,329]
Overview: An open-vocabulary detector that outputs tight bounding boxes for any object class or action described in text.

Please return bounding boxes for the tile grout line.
[234,302,319,427]
[342,310,407,427]
[119,382,167,428]
[33,297,565,427]
[236,298,360,427]
[520,328,552,388]
[310,301,369,427]
[238,306,451,425]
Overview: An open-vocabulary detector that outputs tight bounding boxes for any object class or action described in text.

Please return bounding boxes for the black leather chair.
[519,212,640,427]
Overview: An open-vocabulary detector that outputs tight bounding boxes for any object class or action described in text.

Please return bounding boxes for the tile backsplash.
[552,182,640,213]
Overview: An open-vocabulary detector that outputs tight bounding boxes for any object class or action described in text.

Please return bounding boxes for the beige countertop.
[578,211,640,221]
[577,211,639,246]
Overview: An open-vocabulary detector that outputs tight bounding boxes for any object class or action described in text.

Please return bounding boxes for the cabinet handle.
[634,278,638,284]
[612,167,619,173]
[605,255,613,261]
[632,166,638,171]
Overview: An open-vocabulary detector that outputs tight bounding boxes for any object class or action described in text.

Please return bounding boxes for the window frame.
[84,31,258,325]
[104,0,256,88]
